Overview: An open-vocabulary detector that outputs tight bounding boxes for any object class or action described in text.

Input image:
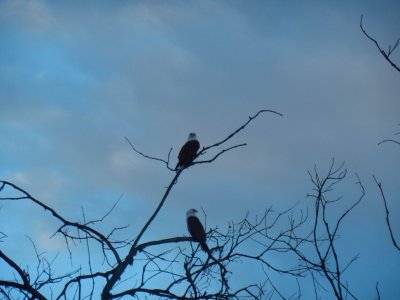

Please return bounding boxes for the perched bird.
[186,208,210,253]
[176,132,200,170]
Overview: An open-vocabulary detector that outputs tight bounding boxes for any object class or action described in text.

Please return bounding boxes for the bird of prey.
[186,208,210,253]
[176,132,200,170]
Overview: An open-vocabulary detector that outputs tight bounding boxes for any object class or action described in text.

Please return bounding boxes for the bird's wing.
[187,216,206,245]
[178,140,200,161]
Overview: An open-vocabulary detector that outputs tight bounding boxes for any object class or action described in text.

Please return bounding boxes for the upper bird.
[175,132,200,170]
[186,208,210,253]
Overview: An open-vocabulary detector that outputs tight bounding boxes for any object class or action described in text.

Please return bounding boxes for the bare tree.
[0,111,371,299]
[255,160,364,300]
[5,110,326,300]
[301,161,364,300]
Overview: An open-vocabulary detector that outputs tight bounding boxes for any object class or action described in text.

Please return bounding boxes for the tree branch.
[125,137,174,171]
[373,176,400,252]
[360,14,400,73]
[0,181,122,265]
[377,139,400,146]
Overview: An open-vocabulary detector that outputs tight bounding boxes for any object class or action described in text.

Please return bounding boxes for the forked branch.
[1,109,285,299]
[102,109,283,298]
[360,14,400,72]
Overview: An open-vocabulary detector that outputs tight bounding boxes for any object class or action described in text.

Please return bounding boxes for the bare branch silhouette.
[360,14,400,72]
[378,139,400,146]
[373,176,400,252]
[125,137,174,171]
[201,109,283,152]
[280,159,364,300]
[1,127,371,300]
[0,180,122,265]
[2,109,296,299]
[102,109,283,298]
[0,111,372,299]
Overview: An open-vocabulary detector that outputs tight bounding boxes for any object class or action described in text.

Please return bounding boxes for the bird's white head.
[187,132,197,141]
[186,208,198,218]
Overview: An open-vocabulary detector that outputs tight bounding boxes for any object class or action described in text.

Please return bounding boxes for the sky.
[0,0,400,299]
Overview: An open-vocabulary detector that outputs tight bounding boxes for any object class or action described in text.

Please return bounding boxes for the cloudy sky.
[1,0,400,299]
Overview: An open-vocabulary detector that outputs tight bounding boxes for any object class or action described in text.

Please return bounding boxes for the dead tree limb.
[1,109,286,299]
[278,159,364,300]
[373,176,400,252]
[360,14,400,73]
[102,109,283,299]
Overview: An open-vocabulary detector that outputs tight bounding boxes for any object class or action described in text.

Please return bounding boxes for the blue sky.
[1,0,400,299]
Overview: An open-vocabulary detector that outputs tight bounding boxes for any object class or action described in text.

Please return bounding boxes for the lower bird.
[186,208,210,253]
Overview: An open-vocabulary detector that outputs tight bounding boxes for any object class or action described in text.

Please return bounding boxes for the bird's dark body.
[177,139,200,169]
[187,215,208,252]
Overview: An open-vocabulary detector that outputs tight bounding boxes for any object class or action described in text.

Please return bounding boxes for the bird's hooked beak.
[193,209,198,213]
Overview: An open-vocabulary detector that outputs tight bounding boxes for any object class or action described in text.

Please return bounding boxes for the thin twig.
[125,137,174,171]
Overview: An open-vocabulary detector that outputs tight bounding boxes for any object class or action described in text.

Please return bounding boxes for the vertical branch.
[373,176,400,252]
[305,160,363,300]
[101,170,183,299]
[82,207,96,299]
[375,282,381,300]
[184,261,198,299]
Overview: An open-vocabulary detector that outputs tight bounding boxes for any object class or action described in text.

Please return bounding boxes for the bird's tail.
[202,244,227,280]
[201,242,210,254]
[202,242,218,263]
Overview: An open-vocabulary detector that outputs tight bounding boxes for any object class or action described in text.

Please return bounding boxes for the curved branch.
[56,271,111,300]
[0,251,31,288]
[111,287,179,299]
[0,281,46,300]
[0,181,121,264]
[136,236,193,251]
[125,137,174,171]
[194,143,247,165]
[201,109,283,153]
[373,176,400,252]
[360,14,400,73]
[377,139,400,146]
